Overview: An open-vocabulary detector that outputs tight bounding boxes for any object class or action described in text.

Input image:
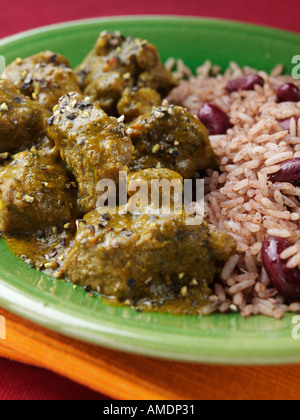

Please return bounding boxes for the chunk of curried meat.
[0,80,48,153]
[3,51,81,112]
[0,149,78,234]
[75,31,177,115]
[128,103,220,178]
[47,92,134,213]
[60,209,236,302]
[117,87,161,122]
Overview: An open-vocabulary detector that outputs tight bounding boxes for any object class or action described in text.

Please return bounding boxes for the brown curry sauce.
[0,31,237,315]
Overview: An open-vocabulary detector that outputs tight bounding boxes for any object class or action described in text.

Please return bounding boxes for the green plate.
[1,17,300,364]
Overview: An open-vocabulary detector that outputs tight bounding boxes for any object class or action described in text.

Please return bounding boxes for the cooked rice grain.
[167,60,300,317]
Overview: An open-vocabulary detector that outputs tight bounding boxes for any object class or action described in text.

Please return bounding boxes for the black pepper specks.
[36,229,46,239]
[127,278,136,288]
[66,113,77,121]
[60,238,66,247]
[75,100,93,111]
[50,54,58,63]
[78,138,86,146]
[99,221,108,228]
[13,97,22,104]
[101,213,110,221]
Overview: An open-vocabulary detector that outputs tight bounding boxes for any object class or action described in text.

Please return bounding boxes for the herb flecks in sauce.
[0,31,237,315]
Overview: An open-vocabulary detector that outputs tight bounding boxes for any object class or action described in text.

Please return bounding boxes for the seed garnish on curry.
[0,30,239,315]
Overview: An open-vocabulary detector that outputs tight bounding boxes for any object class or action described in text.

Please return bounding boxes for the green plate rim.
[1,15,299,48]
[1,16,300,365]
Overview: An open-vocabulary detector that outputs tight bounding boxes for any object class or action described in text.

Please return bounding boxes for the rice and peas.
[166,58,300,318]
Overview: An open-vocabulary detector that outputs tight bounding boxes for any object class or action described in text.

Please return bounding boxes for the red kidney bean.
[268,158,300,186]
[278,117,299,132]
[277,83,300,102]
[226,74,265,93]
[198,104,233,135]
[262,236,300,301]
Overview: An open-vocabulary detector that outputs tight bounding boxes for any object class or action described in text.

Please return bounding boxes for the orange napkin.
[0,307,299,400]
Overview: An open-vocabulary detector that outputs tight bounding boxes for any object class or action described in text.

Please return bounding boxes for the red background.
[0,0,299,37]
[0,0,299,401]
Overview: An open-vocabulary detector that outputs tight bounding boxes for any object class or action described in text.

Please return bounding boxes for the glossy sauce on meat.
[0,31,237,315]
